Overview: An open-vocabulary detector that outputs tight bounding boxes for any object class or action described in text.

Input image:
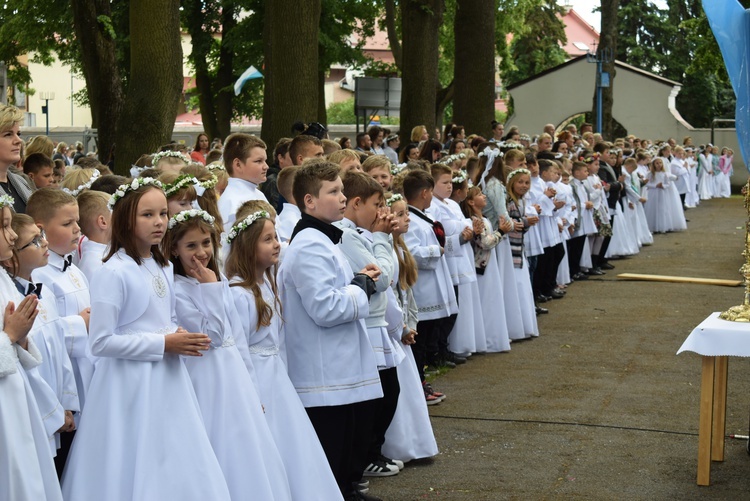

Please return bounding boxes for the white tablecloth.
[678,312,750,357]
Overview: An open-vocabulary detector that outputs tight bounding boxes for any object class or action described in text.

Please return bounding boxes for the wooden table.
[678,312,750,486]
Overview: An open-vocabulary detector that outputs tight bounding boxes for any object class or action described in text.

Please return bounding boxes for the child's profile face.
[527,162,539,176]
[168,197,194,218]
[472,193,487,211]
[30,166,54,189]
[307,177,346,224]
[0,207,17,262]
[358,193,384,231]
[254,219,281,272]
[572,167,588,181]
[587,162,599,175]
[173,226,214,273]
[15,223,49,275]
[433,173,453,200]
[505,157,526,170]
[368,167,391,190]
[234,146,268,185]
[43,202,81,255]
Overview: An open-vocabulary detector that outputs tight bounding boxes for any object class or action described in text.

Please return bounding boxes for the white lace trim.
[247,344,279,356]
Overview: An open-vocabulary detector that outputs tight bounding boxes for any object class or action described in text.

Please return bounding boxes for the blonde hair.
[60,168,99,195]
[26,188,77,224]
[387,197,417,288]
[361,155,392,174]
[25,136,55,158]
[76,190,111,237]
[327,148,360,165]
[0,104,23,133]
[410,125,427,143]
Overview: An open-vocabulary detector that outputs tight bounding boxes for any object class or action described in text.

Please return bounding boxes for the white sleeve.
[88,270,165,361]
[292,240,369,328]
[403,228,441,270]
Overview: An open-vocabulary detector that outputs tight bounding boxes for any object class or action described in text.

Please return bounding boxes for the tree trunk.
[261,0,321,148]
[452,0,495,138]
[400,0,444,143]
[114,0,182,174]
[384,0,402,70]
[317,69,327,126]
[597,0,619,140]
[184,0,219,140]
[71,0,124,167]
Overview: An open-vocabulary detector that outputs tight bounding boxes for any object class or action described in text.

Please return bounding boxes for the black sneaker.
[379,454,405,470]
[363,460,399,477]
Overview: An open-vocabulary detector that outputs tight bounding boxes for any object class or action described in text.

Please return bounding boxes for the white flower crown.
[507,168,531,181]
[62,169,101,197]
[200,173,219,190]
[438,152,467,165]
[390,162,407,176]
[451,171,468,184]
[225,210,269,245]
[206,161,225,172]
[108,177,163,211]
[0,194,14,210]
[151,150,191,166]
[167,209,215,230]
[519,134,531,141]
[478,147,504,159]
[385,193,403,207]
[164,175,201,197]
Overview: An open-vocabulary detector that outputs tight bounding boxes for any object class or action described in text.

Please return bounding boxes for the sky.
[562,1,669,32]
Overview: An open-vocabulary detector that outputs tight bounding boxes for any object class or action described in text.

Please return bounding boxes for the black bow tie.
[25,282,43,298]
[62,254,73,272]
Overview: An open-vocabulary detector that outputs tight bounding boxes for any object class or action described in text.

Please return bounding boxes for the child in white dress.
[165,208,293,501]
[644,158,686,233]
[382,194,440,458]
[61,178,231,500]
[226,206,342,501]
[0,194,63,501]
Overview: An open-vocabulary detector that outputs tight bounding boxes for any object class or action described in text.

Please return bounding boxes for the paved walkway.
[371,197,750,500]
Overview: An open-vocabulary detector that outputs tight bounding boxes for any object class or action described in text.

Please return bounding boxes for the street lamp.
[39,92,55,136]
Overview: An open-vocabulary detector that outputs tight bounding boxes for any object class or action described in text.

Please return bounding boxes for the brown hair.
[429,163,453,181]
[276,166,299,202]
[104,185,168,266]
[223,133,267,175]
[459,185,483,218]
[23,153,54,175]
[289,135,322,166]
[342,171,383,204]
[181,163,223,233]
[162,214,220,280]
[361,155,391,174]
[158,171,198,205]
[225,212,281,330]
[26,188,77,224]
[3,213,37,278]
[77,190,111,238]
[402,169,434,201]
[292,161,341,212]
[321,139,341,156]
[386,196,417,288]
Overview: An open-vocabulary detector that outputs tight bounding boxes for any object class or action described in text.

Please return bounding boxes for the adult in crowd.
[0,105,34,213]
[191,133,211,165]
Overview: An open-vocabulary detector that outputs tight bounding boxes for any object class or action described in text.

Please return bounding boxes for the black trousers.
[55,430,75,479]
[368,367,401,462]
[306,398,379,496]
[534,243,565,294]
[567,235,586,276]
[414,318,441,381]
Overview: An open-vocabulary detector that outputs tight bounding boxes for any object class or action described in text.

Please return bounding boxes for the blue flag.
[234,65,263,96]
[703,0,750,169]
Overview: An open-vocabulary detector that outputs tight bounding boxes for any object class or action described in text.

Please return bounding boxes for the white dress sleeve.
[88,267,165,361]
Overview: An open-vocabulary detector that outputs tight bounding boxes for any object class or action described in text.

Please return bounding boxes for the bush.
[326,97,400,125]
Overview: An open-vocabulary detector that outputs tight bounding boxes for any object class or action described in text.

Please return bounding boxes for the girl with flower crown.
[505,168,539,338]
[164,208,293,501]
[61,179,232,500]
[225,204,342,501]
[478,144,531,336]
